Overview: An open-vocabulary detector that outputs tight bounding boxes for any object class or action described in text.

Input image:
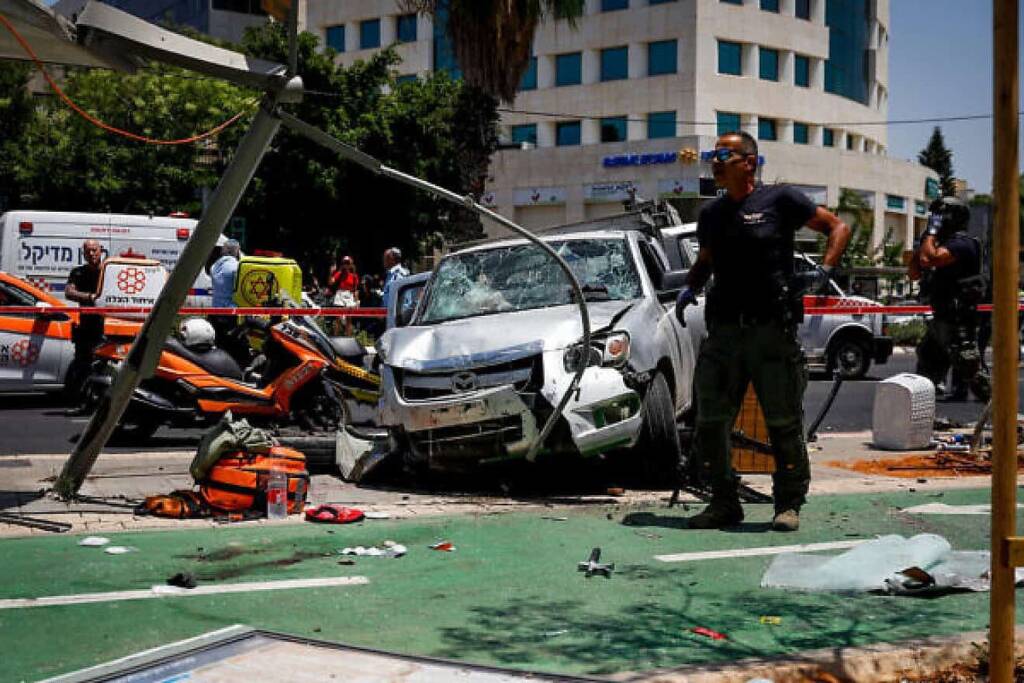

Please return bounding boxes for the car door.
[0,280,72,390]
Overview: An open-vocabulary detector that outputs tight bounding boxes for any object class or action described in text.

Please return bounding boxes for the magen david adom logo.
[10,339,40,367]
[116,267,147,295]
[240,269,279,304]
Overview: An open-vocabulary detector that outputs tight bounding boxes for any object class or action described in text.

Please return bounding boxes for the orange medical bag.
[200,446,309,514]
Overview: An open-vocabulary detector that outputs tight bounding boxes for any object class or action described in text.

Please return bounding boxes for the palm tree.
[401,0,584,103]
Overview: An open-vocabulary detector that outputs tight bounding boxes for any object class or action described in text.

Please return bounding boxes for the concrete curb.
[616,626,1011,682]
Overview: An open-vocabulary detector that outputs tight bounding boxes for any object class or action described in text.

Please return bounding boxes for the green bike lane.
[0,486,1017,681]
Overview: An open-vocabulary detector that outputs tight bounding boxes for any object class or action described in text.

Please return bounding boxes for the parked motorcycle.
[83,311,380,442]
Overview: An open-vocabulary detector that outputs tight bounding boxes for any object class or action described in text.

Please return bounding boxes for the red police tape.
[0,299,1019,318]
[0,306,388,317]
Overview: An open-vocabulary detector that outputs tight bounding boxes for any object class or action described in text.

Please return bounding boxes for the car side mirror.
[657,270,688,303]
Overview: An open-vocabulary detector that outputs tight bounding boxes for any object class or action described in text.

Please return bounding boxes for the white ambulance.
[0,210,225,306]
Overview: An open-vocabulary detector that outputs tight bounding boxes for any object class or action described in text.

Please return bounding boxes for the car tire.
[635,372,682,486]
[276,434,337,472]
[827,336,871,379]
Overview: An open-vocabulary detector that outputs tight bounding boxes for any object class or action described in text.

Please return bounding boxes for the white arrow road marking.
[0,576,368,610]
[654,539,866,563]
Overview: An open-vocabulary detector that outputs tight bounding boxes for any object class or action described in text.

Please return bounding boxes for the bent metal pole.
[989,0,1019,679]
[53,100,285,498]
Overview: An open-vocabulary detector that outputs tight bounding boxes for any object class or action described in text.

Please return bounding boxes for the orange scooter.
[84,313,380,440]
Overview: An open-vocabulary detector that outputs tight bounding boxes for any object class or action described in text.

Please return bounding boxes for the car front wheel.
[828,336,871,379]
[635,372,682,486]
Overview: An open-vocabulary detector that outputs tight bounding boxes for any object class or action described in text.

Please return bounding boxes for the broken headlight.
[563,332,631,372]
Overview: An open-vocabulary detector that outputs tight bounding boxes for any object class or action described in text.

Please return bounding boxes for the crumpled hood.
[382,301,631,372]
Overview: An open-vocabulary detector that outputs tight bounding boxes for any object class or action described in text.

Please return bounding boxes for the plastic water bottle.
[266,470,288,520]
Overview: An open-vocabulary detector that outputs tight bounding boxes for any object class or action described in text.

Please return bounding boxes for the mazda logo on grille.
[451,371,478,392]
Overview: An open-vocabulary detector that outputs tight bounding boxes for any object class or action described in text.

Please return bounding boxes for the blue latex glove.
[675,287,698,325]
[814,265,835,296]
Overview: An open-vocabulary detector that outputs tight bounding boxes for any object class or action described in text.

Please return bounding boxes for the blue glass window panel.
[793,122,809,144]
[720,0,743,4]
[648,40,677,76]
[758,117,777,141]
[760,0,779,11]
[647,111,675,139]
[718,41,742,75]
[717,112,741,136]
[519,57,537,90]
[886,195,906,210]
[794,54,810,87]
[511,124,537,145]
[432,1,461,76]
[649,0,677,4]
[556,52,583,86]
[556,121,582,146]
[396,14,417,43]
[600,117,628,142]
[360,19,380,49]
[396,74,418,85]
[759,47,779,81]
[795,0,811,19]
[822,128,835,146]
[325,25,344,52]
[600,47,628,81]
[602,0,629,10]
[824,0,870,104]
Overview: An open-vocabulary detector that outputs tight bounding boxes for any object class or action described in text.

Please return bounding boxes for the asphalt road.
[0,352,1015,456]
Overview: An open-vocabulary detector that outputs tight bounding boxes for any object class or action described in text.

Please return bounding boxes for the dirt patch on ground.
[826,451,1024,478]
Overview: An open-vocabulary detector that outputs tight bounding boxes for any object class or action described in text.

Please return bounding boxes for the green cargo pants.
[694,320,810,512]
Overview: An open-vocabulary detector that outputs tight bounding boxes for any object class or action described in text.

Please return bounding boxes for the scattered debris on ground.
[826,450,1024,478]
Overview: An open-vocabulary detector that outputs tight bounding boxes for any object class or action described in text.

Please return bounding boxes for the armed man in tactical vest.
[909,197,990,402]
[675,131,851,531]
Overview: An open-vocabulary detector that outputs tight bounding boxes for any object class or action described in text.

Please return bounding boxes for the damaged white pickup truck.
[376,207,702,479]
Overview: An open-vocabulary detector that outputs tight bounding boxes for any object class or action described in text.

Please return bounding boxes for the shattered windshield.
[419,238,642,324]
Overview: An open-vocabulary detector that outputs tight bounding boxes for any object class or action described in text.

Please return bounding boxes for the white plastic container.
[266,470,288,520]
[872,373,935,450]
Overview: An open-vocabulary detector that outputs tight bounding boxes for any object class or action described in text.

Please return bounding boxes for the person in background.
[326,255,359,336]
[209,239,244,361]
[64,239,104,412]
[357,273,384,338]
[381,247,410,311]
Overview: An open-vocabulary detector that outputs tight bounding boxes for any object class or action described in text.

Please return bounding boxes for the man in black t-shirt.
[909,197,990,401]
[64,239,104,408]
[674,131,850,531]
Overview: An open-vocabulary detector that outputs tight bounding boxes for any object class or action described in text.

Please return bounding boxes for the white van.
[0,210,225,307]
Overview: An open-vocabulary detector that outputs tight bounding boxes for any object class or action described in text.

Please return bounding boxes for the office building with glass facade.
[307,0,936,247]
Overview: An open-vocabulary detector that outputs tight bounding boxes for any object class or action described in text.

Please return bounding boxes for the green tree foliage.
[824,189,902,268]
[0,61,34,210]
[16,64,252,215]
[918,126,956,197]
[401,0,584,102]
[238,22,499,272]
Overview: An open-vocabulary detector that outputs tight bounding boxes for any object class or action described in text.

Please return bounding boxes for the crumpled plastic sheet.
[760,534,1024,595]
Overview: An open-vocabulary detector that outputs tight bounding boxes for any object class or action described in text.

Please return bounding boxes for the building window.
[718,40,743,75]
[760,0,779,11]
[395,13,417,43]
[395,74,418,85]
[556,121,581,146]
[794,54,810,87]
[846,134,855,150]
[511,124,537,146]
[795,0,810,19]
[600,116,628,142]
[759,47,779,81]
[758,117,777,141]
[520,57,537,90]
[822,128,835,146]
[717,111,742,136]
[793,122,809,144]
[601,0,629,10]
[432,1,460,76]
[325,25,344,52]
[720,0,743,4]
[600,46,628,81]
[556,52,582,86]
[649,0,677,4]
[360,19,380,49]
[647,111,675,139]
[886,195,906,211]
[648,40,677,76]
